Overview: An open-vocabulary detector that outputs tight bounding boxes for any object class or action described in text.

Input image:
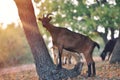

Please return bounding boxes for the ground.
[0,58,120,80]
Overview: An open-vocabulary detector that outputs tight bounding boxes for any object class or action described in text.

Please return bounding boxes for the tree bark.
[14,0,83,80]
[110,27,115,39]
[110,29,120,64]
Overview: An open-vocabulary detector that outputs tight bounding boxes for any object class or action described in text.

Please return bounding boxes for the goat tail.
[94,42,100,50]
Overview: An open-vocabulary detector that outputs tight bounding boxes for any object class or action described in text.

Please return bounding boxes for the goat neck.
[42,22,60,40]
[42,22,55,32]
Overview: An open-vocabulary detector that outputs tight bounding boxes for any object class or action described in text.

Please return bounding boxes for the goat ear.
[38,18,42,21]
[49,17,52,21]
[43,14,45,18]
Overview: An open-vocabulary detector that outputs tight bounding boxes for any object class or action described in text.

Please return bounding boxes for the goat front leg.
[57,46,63,69]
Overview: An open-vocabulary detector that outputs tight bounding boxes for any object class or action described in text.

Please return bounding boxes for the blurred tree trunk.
[110,29,120,63]
[96,27,108,43]
[14,0,82,80]
[110,27,115,39]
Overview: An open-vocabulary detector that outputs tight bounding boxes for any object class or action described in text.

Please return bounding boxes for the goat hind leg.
[87,63,92,77]
[92,62,96,76]
[86,58,95,77]
[57,47,63,69]
[87,62,96,77]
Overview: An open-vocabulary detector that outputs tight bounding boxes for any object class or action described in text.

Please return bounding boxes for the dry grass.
[0,60,120,80]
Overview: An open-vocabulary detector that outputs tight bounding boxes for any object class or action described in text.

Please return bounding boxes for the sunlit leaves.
[36,0,119,39]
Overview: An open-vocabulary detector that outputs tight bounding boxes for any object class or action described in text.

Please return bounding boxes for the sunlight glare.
[0,0,40,29]
[0,0,19,27]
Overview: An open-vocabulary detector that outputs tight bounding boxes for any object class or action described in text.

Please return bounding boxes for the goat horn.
[46,13,52,18]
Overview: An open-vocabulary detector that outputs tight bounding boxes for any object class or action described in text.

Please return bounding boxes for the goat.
[51,46,82,65]
[38,13,100,77]
[100,38,118,61]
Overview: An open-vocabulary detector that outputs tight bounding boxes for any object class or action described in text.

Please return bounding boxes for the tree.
[110,29,120,63]
[93,0,120,63]
[14,0,83,80]
[37,0,119,44]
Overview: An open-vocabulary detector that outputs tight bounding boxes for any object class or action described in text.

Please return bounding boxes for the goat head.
[38,13,52,23]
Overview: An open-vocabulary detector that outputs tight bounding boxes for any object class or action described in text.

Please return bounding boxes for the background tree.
[94,0,119,42]
[110,29,120,63]
[93,0,120,63]
[14,0,82,80]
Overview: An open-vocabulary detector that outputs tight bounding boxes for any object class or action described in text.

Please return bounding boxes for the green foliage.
[92,3,119,29]
[37,0,119,32]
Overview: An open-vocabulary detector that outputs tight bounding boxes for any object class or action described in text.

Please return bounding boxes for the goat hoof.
[86,73,96,77]
[91,73,96,77]
[87,74,91,77]
[86,71,91,77]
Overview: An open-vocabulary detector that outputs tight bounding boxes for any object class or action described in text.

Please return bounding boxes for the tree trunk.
[14,0,83,80]
[110,29,120,64]
[110,27,115,39]
[96,27,108,43]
